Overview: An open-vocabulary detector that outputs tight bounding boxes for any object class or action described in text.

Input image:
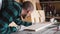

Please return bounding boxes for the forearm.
[14,18,32,26]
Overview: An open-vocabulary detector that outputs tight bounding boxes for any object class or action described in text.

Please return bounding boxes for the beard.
[21,14,27,19]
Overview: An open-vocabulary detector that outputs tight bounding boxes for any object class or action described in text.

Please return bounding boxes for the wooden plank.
[23,22,54,32]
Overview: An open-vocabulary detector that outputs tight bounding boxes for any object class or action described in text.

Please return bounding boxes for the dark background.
[40,0,60,2]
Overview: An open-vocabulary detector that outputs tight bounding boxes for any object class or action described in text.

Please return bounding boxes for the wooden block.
[38,10,45,23]
[31,10,45,23]
[36,3,41,10]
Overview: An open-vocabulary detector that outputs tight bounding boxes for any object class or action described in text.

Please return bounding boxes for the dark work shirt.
[0,0,32,34]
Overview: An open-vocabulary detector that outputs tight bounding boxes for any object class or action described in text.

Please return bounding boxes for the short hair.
[22,1,34,11]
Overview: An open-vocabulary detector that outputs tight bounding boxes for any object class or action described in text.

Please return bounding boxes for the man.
[0,0,34,34]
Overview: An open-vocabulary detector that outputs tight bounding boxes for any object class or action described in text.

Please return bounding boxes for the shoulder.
[13,1,22,16]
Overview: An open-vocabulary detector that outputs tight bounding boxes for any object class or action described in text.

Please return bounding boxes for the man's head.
[21,1,34,18]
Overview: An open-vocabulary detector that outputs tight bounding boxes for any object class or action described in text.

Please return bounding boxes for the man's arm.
[0,21,17,34]
[14,18,32,27]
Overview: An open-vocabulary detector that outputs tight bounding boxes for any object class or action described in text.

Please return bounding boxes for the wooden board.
[23,22,55,32]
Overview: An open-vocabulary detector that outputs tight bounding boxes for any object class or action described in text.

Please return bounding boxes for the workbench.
[11,22,56,34]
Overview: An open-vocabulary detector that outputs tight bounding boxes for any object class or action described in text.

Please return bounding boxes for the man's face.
[21,9,32,19]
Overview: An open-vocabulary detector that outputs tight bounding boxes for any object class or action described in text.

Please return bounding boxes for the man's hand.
[9,22,18,27]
